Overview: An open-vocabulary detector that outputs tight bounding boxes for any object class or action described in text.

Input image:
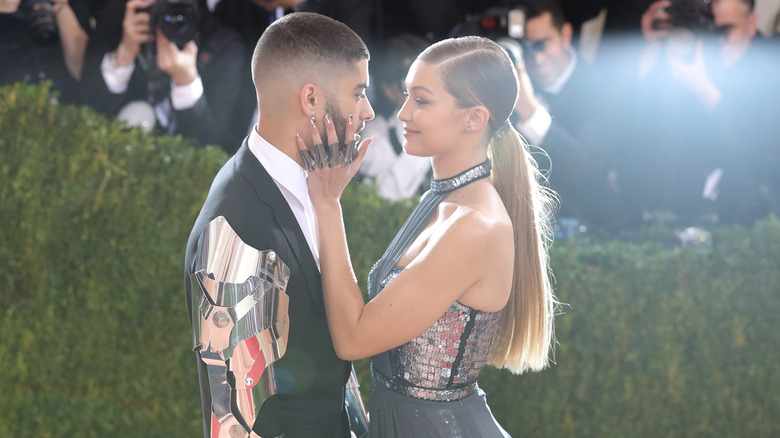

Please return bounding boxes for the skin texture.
[258,58,374,167]
[523,11,573,88]
[712,0,757,66]
[295,59,515,361]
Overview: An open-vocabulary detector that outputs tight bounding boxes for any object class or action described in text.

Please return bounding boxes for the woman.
[297,36,557,437]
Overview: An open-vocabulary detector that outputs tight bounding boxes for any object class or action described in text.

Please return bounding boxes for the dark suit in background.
[184,140,351,438]
[521,56,635,233]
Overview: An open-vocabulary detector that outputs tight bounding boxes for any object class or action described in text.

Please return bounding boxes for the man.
[184,12,374,438]
[513,0,632,233]
[638,0,780,223]
[81,0,245,152]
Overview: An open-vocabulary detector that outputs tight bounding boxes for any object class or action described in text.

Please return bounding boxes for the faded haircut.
[251,12,369,90]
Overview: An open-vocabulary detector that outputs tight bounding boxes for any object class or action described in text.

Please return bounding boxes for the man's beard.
[323,94,364,145]
[324,98,348,145]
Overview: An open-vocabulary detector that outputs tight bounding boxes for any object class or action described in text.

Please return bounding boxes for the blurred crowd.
[2,0,778,235]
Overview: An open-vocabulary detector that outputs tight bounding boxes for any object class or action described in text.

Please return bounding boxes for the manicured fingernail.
[310,117,316,128]
[296,133,302,142]
[325,114,332,124]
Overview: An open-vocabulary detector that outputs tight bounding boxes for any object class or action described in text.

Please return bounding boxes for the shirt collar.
[247,126,310,206]
[543,47,577,95]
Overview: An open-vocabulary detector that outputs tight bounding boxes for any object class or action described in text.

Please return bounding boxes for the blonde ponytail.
[487,128,557,374]
[419,35,558,374]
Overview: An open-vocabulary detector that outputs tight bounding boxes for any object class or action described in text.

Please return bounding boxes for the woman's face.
[397,60,471,158]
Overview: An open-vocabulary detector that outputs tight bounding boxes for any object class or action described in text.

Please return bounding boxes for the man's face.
[712,0,756,66]
[322,58,375,144]
[523,12,573,87]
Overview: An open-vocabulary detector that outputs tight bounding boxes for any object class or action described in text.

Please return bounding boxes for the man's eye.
[357,93,366,101]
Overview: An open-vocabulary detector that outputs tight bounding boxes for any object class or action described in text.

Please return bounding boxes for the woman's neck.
[431,147,488,180]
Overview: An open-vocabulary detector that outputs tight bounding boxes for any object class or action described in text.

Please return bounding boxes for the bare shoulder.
[436,189,513,259]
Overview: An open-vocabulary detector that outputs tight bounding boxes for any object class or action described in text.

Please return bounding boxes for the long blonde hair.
[419,36,557,374]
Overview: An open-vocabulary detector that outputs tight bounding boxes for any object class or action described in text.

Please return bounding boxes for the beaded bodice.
[372,267,502,401]
[367,159,498,401]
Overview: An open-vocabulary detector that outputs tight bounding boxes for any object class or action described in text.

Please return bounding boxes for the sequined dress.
[365,160,511,437]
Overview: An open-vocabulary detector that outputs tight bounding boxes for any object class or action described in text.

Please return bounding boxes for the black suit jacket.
[525,58,635,232]
[184,139,351,438]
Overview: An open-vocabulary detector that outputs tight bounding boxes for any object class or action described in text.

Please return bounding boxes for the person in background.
[81,0,245,152]
[513,0,633,233]
[634,0,780,224]
[1,0,91,104]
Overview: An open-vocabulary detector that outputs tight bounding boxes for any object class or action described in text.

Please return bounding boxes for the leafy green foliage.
[2,84,779,437]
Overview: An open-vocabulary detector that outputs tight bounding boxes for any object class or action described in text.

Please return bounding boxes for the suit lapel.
[235,138,324,310]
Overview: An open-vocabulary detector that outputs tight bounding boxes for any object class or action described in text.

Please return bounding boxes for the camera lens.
[24,0,58,45]
[158,3,199,47]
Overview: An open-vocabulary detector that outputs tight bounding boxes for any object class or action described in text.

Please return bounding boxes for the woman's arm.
[299,116,509,360]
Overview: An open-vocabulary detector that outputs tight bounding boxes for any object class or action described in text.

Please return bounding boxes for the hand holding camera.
[155,28,198,86]
[642,0,673,42]
[115,0,153,67]
[512,53,541,122]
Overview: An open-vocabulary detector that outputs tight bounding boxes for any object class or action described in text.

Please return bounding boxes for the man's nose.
[361,99,375,121]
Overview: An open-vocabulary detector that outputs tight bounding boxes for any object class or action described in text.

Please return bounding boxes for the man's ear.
[299,83,319,117]
[562,22,573,49]
[466,105,490,131]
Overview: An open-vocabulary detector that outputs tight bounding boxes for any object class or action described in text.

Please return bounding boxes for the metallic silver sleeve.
[191,216,290,438]
[346,366,369,438]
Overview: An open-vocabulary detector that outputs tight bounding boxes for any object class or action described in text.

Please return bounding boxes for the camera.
[653,0,715,33]
[137,0,201,48]
[22,0,58,45]
[462,7,526,41]
[461,7,527,65]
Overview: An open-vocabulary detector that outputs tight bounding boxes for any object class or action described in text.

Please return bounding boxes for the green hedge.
[2,84,778,437]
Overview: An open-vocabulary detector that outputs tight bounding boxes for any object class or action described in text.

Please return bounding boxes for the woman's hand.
[296,113,372,204]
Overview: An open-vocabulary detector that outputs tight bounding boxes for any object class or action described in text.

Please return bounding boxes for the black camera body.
[462,7,526,41]
[461,7,527,65]
[137,0,201,48]
[22,0,58,45]
[655,0,716,33]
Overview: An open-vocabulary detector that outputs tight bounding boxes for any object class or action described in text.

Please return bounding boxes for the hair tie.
[493,119,512,140]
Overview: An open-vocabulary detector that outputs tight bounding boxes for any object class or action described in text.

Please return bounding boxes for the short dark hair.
[523,0,567,30]
[252,12,369,88]
[713,0,755,11]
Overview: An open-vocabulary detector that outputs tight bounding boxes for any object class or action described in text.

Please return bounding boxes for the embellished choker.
[430,159,492,194]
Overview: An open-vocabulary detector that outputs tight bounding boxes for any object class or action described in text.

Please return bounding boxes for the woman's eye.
[415,97,428,105]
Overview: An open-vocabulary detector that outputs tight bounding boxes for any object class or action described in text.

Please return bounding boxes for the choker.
[430,159,492,194]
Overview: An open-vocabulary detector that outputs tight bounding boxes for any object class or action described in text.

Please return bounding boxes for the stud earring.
[465,126,472,132]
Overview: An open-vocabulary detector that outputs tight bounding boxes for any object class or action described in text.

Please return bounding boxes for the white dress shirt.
[100,52,204,111]
[247,126,320,271]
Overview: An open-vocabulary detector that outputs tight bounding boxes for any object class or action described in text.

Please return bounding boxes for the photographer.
[81,0,246,152]
[631,0,780,224]
[509,0,635,233]
[0,0,90,104]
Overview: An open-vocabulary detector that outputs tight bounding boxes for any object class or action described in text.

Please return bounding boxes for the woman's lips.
[403,127,420,137]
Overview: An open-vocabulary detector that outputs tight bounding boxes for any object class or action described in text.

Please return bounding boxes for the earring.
[465,126,472,132]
